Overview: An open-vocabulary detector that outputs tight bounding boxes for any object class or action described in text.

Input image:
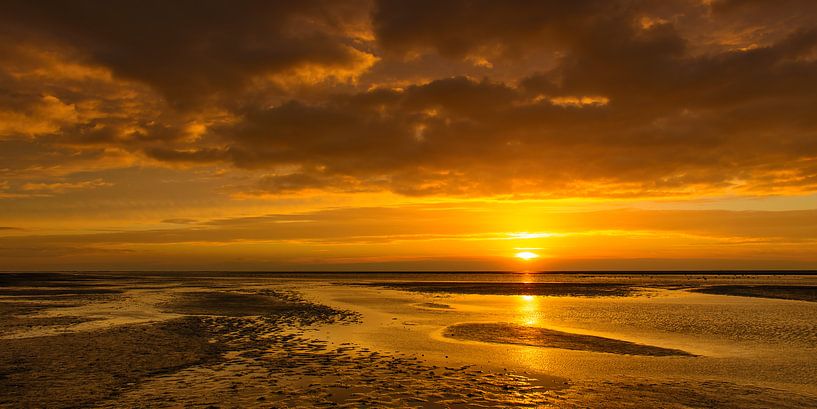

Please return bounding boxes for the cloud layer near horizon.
[1,204,816,270]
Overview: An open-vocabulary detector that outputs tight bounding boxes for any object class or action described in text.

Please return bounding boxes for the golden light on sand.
[515,251,540,261]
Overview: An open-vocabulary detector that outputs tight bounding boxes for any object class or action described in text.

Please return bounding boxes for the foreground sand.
[2,272,817,408]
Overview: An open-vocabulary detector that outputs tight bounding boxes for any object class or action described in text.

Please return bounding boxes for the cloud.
[218,56,817,197]
[0,0,376,106]
[372,0,620,59]
[1,205,816,270]
[246,173,382,195]
[0,0,816,200]
[20,179,112,194]
[372,0,817,58]
[2,205,817,246]
[0,95,79,137]
[161,218,199,225]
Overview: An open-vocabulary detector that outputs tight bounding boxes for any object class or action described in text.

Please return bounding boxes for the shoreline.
[2,272,817,408]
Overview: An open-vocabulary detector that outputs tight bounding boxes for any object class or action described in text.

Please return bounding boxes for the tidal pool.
[2,272,817,408]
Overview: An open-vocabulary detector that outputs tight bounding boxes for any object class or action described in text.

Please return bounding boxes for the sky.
[1,0,816,271]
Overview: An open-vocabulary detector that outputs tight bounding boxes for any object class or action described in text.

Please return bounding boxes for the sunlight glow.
[515,251,540,261]
[508,232,556,239]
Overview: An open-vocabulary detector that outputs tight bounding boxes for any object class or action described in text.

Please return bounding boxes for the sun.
[515,251,540,261]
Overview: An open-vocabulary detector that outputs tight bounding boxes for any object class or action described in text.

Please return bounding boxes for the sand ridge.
[443,322,696,356]
[691,285,817,302]
[362,281,646,297]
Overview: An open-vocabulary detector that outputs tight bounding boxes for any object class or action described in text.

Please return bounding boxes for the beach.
[2,272,817,408]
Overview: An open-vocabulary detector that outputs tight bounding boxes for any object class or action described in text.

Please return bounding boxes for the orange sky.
[1,0,816,271]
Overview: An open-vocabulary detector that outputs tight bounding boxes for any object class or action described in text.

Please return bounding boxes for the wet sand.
[363,281,643,297]
[2,272,817,408]
[691,285,817,302]
[0,317,220,408]
[444,323,695,356]
[0,274,559,408]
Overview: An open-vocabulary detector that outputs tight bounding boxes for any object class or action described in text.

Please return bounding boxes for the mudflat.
[363,281,642,297]
[443,322,696,356]
[0,317,220,408]
[691,285,817,302]
[2,272,817,408]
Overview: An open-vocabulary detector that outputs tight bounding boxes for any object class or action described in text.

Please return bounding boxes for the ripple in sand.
[443,323,696,356]
[691,285,817,302]
[415,302,452,310]
[162,290,346,317]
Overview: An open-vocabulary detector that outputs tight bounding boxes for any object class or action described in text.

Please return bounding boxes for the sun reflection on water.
[518,294,540,326]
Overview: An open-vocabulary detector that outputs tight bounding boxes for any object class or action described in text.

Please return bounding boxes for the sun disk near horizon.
[515,251,540,261]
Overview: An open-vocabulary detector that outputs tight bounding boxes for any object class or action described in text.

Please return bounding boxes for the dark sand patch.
[2,315,96,333]
[0,273,125,311]
[367,282,641,297]
[0,301,88,334]
[0,317,222,409]
[691,285,817,302]
[97,315,564,408]
[0,301,75,316]
[0,272,129,288]
[0,288,122,296]
[164,290,328,317]
[444,323,695,356]
[0,281,125,337]
[417,302,453,309]
[0,272,96,285]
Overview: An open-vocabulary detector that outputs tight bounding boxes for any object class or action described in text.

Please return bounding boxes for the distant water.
[210,270,817,284]
[300,272,817,400]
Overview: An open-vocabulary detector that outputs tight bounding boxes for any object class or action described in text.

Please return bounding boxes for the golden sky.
[1,0,816,270]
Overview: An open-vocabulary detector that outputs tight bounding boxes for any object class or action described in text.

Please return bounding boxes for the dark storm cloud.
[373,0,627,59]
[1,0,817,198]
[201,0,817,197]
[218,47,817,197]
[372,0,817,58]
[0,0,373,106]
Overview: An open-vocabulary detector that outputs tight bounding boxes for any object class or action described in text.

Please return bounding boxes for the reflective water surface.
[3,272,817,408]
[301,274,817,397]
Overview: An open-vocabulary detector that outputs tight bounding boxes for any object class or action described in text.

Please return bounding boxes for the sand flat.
[2,272,817,408]
[443,322,696,356]
[691,285,817,302]
[0,317,221,408]
[363,281,644,297]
